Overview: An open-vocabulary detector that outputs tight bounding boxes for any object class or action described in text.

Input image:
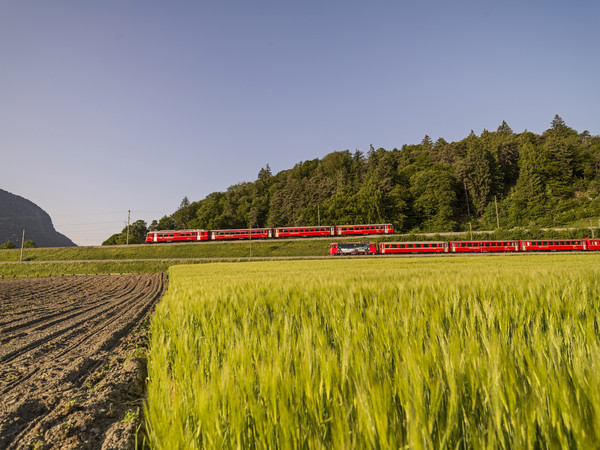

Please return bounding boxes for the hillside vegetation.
[106,116,600,244]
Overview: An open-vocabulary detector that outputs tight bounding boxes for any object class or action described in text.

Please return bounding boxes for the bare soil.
[0,273,167,449]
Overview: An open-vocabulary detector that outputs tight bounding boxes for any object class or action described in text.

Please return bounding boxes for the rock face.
[0,188,76,247]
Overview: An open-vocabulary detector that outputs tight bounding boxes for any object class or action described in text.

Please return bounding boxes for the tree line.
[104,116,600,245]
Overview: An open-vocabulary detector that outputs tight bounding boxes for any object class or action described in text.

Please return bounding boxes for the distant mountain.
[0,189,76,247]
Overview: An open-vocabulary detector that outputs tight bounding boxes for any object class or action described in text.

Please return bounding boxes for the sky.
[1,1,599,246]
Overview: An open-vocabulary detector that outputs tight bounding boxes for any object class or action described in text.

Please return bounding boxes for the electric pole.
[464,181,471,220]
[126,210,131,245]
[494,196,500,229]
[20,229,25,262]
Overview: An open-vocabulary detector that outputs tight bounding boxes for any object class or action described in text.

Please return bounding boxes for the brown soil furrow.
[0,276,96,301]
[0,276,112,320]
[0,287,150,365]
[0,273,167,449]
[0,275,159,365]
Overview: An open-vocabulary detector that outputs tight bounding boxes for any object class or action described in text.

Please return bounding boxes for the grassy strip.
[0,260,177,277]
[0,239,332,262]
[145,254,600,448]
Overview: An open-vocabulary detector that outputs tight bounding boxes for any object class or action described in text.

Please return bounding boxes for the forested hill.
[105,116,600,244]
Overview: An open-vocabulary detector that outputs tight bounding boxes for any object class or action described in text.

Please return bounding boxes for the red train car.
[146,230,209,243]
[520,239,587,252]
[450,240,520,252]
[329,242,378,255]
[275,226,335,238]
[210,228,272,240]
[379,242,448,254]
[586,239,600,251]
[336,224,394,236]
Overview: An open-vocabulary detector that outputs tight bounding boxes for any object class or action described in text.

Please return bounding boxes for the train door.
[153,233,157,243]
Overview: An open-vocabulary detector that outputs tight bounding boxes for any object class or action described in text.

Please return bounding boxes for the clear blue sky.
[1,1,598,245]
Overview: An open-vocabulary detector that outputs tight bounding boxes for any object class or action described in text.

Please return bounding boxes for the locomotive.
[145,223,394,243]
[329,239,600,255]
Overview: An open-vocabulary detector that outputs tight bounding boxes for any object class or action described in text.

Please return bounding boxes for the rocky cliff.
[0,189,76,247]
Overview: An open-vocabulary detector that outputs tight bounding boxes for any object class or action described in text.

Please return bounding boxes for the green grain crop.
[145,255,600,448]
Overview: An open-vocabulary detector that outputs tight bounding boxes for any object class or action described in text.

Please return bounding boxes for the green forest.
[104,116,600,245]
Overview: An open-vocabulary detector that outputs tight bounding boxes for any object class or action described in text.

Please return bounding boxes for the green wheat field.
[145,254,600,448]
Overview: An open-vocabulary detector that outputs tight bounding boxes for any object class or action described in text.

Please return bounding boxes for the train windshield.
[338,243,370,253]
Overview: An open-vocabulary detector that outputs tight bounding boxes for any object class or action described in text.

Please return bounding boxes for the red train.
[145,223,394,243]
[330,239,600,255]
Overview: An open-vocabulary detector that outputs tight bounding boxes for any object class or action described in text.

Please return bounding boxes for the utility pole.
[126,210,131,245]
[590,219,595,239]
[464,181,471,220]
[318,204,320,226]
[249,224,252,258]
[469,222,473,240]
[494,196,500,229]
[20,229,25,262]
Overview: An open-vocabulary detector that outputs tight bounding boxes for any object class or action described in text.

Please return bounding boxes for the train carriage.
[145,230,209,243]
[210,228,272,240]
[336,224,394,236]
[275,226,335,238]
[520,239,587,252]
[379,242,448,254]
[450,240,520,252]
[329,242,378,255]
[586,239,600,251]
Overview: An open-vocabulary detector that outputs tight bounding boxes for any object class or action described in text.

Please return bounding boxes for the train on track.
[145,223,394,243]
[329,239,600,255]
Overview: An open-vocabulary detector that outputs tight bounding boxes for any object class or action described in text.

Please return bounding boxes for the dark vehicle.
[329,242,378,255]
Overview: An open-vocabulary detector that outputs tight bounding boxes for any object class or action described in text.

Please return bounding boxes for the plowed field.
[0,273,167,449]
